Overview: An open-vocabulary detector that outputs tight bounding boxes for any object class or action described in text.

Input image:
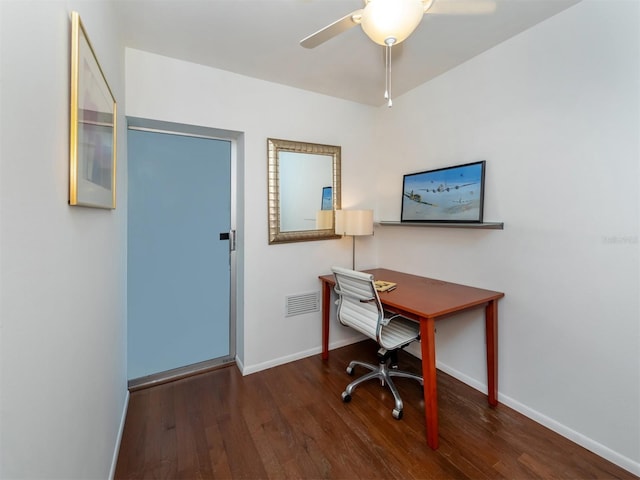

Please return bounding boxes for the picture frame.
[69,11,117,209]
[401,161,486,223]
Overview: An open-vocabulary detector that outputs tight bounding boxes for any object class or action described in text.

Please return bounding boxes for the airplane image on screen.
[422,181,478,193]
[403,190,438,207]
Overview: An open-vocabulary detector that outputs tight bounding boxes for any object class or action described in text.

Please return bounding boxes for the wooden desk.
[319,268,504,450]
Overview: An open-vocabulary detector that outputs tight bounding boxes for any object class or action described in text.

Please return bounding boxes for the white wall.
[372,0,639,473]
[0,2,128,478]
[125,49,379,373]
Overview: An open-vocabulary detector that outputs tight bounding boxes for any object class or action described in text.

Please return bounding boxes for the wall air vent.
[285,291,321,317]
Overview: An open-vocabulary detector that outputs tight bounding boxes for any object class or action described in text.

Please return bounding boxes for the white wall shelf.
[377,221,504,230]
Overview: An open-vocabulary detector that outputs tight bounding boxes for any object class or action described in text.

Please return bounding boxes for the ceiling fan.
[300,0,496,107]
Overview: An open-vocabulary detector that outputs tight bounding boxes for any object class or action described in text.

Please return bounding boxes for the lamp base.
[352,235,356,270]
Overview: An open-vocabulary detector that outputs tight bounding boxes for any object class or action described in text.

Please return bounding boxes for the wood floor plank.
[115,340,638,480]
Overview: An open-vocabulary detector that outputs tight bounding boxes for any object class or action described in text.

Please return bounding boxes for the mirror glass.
[268,138,341,244]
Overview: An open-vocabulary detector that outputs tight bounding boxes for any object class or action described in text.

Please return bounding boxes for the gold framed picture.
[69,11,117,209]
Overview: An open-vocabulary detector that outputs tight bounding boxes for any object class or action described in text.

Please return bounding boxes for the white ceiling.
[114,0,581,107]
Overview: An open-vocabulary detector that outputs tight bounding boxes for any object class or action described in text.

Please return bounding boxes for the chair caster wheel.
[341,391,351,403]
[392,409,403,420]
[346,366,354,375]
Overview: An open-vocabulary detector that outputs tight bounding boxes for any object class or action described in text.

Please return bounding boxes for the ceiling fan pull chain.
[384,44,389,102]
[385,39,394,107]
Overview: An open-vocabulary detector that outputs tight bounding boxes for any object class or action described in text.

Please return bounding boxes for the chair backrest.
[331,266,383,343]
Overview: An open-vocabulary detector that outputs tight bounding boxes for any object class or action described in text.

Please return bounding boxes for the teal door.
[127,129,232,380]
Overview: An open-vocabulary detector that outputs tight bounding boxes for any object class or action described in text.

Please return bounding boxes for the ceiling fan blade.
[427,0,496,15]
[300,9,363,49]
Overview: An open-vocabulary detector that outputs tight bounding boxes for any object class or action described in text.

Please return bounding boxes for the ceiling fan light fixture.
[361,0,425,46]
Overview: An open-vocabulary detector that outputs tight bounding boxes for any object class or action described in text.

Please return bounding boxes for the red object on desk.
[318,268,504,450]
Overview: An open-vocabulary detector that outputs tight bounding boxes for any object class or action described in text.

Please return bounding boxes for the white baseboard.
[436,361,640,477]
[435,360,488,393]
[240,335,364,375]
[235,354,245,373]
[109,389,130,480]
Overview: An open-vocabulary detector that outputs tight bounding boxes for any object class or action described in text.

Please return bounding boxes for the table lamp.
[315,210,333,229]
[335,209,374,270]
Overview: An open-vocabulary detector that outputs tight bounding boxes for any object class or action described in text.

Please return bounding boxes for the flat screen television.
[321,186,332,210]
[401,160,486,223]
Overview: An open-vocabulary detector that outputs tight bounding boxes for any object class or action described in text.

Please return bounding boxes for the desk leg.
[420,316,439,449]
[321,281,331,361]
[485,299,498,407]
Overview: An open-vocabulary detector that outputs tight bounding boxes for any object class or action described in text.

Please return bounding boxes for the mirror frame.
[268,138,341,244]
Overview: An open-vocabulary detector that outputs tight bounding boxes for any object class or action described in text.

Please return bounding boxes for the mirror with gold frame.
[268,138,341,244]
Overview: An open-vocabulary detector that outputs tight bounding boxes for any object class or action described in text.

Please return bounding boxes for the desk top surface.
[319,268,504,320]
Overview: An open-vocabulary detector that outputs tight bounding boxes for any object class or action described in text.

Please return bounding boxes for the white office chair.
[332,266,423,419]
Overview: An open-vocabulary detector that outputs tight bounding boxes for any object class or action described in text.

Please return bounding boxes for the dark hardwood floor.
[115,340,636,479]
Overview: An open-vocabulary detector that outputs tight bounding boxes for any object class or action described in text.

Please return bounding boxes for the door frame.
[126,117,243,390]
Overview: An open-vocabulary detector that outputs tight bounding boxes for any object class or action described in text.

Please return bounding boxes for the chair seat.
[380,315,420,350]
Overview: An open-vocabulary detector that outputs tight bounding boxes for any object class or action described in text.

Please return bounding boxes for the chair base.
[341,350,423,420]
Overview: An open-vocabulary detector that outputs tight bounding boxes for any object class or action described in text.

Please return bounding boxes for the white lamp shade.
[335,210,345,235]
[361,0,424,46]
[335,209,374,236]
[316,210,333,229]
